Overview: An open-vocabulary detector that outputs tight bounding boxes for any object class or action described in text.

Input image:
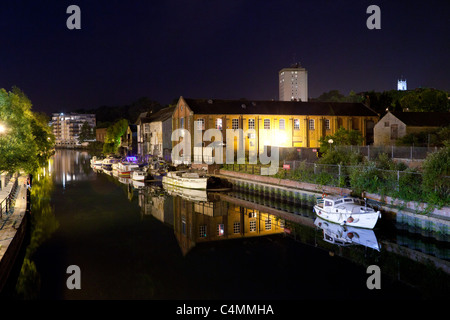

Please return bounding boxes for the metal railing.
[335,145,440,161]
[0,178,18,219]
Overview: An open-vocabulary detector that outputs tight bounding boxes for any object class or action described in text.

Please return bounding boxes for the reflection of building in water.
[139,186,174,226]
[52,149,94,186]
[173,196,285,256]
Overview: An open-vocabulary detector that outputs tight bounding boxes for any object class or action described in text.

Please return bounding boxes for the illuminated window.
[180,117,184,129]
[294,119,300,130]
[232,118,239,130]
[250,220,256,232]
[217,224,225,236]
[324,119,330,130]
[233,222,240,234]
[279,119,285,130]
[309,119,315,130]
[196,119,205,130]
[216,118,222,130]
[265,219,272,230]
[248,118,255,130]
[264,119,270,129]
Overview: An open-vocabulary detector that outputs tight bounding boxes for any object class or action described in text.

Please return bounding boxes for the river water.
[7,150,450,300]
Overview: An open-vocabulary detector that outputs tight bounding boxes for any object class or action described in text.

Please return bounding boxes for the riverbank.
[214,169,449,238]
[0,174,29,292]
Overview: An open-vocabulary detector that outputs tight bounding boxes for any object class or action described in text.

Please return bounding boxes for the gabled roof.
[135,106,175,124]
[390,112,450,127]
[147,106,175,122]
[182,98,379,117]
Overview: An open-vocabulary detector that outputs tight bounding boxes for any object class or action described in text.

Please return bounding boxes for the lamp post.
[328,138,333,151]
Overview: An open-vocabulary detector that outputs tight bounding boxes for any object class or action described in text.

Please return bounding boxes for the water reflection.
[139,183,285,256]
[15,159,58,299]
[15,150,449,299]
[51,149,94,188]
[314,217,381,251]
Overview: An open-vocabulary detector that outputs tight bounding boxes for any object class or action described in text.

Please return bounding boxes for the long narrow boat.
[162,171,207,190]
[313,195,381,229]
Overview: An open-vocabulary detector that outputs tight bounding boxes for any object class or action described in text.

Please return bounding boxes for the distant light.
[0,124,6,133]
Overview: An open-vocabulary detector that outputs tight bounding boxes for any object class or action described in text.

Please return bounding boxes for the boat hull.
[162,174,207,190]
[314,205,381,229]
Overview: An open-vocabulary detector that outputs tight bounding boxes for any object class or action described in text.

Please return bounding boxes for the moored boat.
[132,169,149,181]
[118,161,139,177]
[313,194,381,229]
[162,171,207,190]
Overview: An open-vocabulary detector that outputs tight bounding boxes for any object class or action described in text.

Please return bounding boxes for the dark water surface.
[17,150,450,299]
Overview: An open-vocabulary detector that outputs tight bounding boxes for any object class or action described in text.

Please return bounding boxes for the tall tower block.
[279,63,308,101]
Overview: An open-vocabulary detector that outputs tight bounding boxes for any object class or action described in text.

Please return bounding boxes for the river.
[5,149,450,300]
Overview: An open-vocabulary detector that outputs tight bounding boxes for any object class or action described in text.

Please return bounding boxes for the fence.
[0,177,18,219]
[336,145,440,161]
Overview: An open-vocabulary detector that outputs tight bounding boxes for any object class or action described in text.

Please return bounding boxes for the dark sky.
[1,0,449,114]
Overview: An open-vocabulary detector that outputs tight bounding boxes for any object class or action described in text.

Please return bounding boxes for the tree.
[318,127,364,153]
[103,119,129,154]
[422,143,450,205]
[79,121,95,143]
[399,88,449,112]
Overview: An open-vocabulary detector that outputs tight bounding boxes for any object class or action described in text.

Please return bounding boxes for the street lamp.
[328,139,333,151]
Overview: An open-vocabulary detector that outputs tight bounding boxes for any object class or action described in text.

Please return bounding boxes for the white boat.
[91,156,104,170]
[314,217,381,251]
[163,182,208,202]
[118,161,139,177]
[132,170,148,181]
[102,157,120,171]
[162,171,207,190]
[313,195,381,229]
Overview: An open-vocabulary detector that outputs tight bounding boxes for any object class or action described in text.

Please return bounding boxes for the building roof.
[390,112,450,127]
[181,98,379,117]
[147,106,175,122]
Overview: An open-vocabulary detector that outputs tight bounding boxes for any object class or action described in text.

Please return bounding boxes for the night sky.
[1,0,449,114]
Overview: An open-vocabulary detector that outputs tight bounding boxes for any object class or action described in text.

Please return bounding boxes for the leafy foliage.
[103,118,129,154]
[0,87,54,173]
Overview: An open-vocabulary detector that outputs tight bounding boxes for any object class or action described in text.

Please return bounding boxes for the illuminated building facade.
[51,113,96,147]
[279,63,308,102]
[172,97,379,164]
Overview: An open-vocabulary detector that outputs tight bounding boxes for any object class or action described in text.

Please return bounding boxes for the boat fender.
[348,232,354,239]
[347,216,354,223]
[322,193,327,198]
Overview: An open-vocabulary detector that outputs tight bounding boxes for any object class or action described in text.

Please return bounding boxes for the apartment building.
[51,113,96,147]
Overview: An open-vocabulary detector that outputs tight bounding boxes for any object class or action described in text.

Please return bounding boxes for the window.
[324,119,330,130]
[309,119,315,130]
[196,119,205,130]
[248,118,255,130]
[216,118,222,130]
[294,119,300,130]
[384,121,389,127]
[232,118,239,130]
[217,224,225,236]
[233,222,240,234]
[182,216,186,235]
[199,225,207,238]
[180,117,184,129]
[265,219,272,230]
[264,119,270,129]
[249,220,256,232]
[279,119,285,130]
